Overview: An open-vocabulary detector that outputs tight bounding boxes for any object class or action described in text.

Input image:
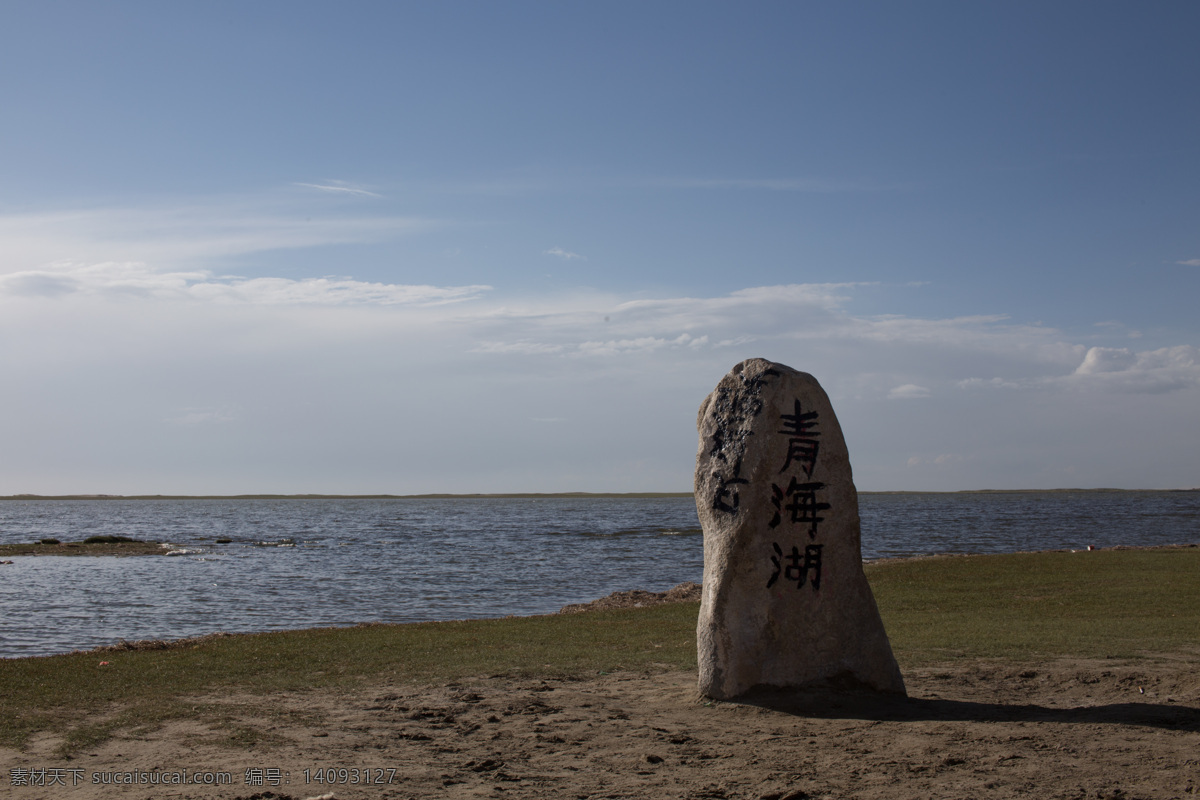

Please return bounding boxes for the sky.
[1,1,1198,495]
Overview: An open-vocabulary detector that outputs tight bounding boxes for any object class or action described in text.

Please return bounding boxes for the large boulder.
[695,358,905,699]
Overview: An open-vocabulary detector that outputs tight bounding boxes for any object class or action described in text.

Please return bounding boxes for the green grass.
[867,548,1200,664]
[0,605,698,752]
[1,547,1197,753]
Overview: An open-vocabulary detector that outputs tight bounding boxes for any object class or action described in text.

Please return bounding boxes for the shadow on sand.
[735,683,1200,732]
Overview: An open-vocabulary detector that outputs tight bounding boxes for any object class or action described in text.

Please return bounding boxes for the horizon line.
[1,487,1197,501]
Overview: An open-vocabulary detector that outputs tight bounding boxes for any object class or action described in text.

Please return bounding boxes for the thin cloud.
[468,284,1064,371]
[294,181,383,198]
[1176,259,1200,267]
[544,247,585,260]
[472,341,566,355]
[3,278,1198,494]
[0,261,490,306]
[1073,347,1137,375]
[888,384,932,399]
[959,346,1200,395]
[1061,345,1200,393]
[190,276,489,306]
[0,262,205,299]
[462,284,1200,399]
[4,273,1195,397]
[715,335,758,348]
[957,377,1022,390]
[0,199,427,271]
[577,333,707,357]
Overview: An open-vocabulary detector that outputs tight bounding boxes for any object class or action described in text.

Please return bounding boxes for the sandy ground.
[3,654,1199,800]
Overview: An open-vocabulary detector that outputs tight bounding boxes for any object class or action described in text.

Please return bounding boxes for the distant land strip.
[1,488,1196,500]
[0,492,695,501]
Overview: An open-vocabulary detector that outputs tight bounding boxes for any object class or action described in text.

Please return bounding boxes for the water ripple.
[0,492,1197,657]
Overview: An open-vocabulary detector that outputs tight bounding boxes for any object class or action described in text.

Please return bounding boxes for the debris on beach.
[558,581,700,613]
[87,631,237,653]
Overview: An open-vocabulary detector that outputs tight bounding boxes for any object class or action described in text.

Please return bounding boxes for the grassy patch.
[2,547,1197,752]
[0,540,166,557]
[0,604,698,752]
[866,547,1200,665]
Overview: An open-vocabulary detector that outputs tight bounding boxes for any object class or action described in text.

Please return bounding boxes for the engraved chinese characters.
[695,359,905,699]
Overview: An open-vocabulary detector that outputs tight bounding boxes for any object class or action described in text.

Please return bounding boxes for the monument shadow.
[734,683,1200,733]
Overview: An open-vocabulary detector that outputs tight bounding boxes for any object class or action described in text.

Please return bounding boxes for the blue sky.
[2,1,1198,494]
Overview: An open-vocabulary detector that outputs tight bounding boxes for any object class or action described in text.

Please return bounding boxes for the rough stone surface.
[695,358,905,699]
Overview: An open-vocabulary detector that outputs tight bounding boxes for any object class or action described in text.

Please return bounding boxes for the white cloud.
[544,247,585,260]
[576,333,708,357]
[2,274,1197,494]
[1074,346,1137,375]
[715,335,758,348]
[0,200,428,272]
[955,346,1200,395]
[0,261,490,306]
[0,261,208,299]
[6,269,1189,400]
[188,276,488,306]
[1175,259,1200,267]
[888,384,932,399]
[459,284,1103,412]
[472,341,566,355]
[578,336,683,356]
[1062,345,1200,393]
[294,181,383,198]
[957,377,1022,390]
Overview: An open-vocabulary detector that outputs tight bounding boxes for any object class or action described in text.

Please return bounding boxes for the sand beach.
[4,656,1196,800]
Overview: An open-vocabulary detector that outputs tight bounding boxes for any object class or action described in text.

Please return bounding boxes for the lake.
[1,491,1197,658]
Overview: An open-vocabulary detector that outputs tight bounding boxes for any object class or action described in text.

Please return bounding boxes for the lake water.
[1,491,1197,659]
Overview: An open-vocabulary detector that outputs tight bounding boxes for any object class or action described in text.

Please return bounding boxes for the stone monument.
[695,358,905,699]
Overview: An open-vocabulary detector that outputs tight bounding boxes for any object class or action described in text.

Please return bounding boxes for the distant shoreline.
[1,487,1196,500]
[0,492,694,501]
